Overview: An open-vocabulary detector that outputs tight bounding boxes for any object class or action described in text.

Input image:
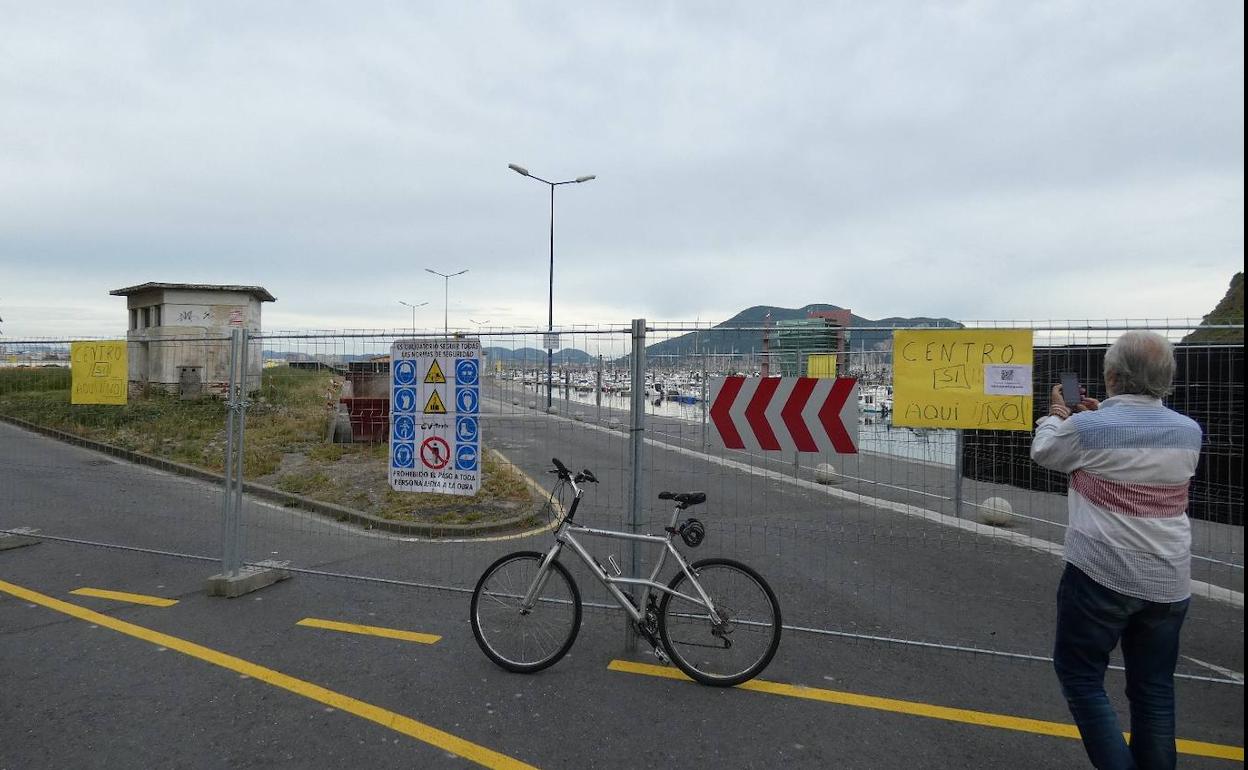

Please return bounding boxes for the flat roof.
[110,283,276,302]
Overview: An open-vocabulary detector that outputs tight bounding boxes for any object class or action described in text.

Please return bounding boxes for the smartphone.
[1059,371,1082,407]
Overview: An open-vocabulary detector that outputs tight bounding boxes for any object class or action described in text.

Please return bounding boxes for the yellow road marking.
[297,617,440,644]
[0,578,536,770]
[608,660,1244,763]
[70,587,178,607]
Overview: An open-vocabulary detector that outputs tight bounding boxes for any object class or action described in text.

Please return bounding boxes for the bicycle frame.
[520,477,722,626]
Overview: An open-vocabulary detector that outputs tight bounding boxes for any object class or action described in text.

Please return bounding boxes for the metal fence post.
[595,354,603,423]
[220,328,242,577]
[699,331,708,450]
[953,429,964,518]
[627,318,647,651]
[230,329,250,571]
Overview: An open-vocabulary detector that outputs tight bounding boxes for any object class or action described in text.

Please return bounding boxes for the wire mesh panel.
[635,319,1243,680]
[235,326,642,610]
[0,334,234,564]
[2,320,1241,685]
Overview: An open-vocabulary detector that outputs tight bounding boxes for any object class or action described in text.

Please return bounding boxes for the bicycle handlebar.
[551,458,597,485]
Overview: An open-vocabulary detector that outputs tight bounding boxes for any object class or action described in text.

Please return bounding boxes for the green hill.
[646,304,960,358]
[1184,273,1244,344]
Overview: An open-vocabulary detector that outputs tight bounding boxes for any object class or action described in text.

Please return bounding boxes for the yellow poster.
[806,354,837,378]
[891,329,1033,431]
[70,341,128,405]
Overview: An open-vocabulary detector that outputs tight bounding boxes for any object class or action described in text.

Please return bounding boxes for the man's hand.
[1049,383,1100,419]
[1076,395,1100,413]
[1048,383,1072,419]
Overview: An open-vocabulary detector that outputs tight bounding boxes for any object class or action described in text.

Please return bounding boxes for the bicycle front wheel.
[658,558,781,687]
[470,551,582,673]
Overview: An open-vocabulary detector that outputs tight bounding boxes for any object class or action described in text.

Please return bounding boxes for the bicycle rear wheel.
[470,551,582,673]
[658,558,781,687]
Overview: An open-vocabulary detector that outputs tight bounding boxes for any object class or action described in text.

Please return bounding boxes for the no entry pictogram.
[420,436,450,469]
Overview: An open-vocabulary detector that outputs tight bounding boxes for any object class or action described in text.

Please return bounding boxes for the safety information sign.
[389,338,482,495]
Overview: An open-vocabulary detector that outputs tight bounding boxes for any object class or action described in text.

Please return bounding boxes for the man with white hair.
[1031,330,1202,770]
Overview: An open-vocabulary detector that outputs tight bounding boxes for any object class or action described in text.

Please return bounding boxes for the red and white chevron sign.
[709,376,859,453]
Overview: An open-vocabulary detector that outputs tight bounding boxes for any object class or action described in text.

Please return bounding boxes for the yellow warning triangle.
[423,389,447,414]
[424,360,446,384]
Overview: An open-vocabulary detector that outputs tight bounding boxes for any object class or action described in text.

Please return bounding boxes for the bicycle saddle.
[658,491,707,509]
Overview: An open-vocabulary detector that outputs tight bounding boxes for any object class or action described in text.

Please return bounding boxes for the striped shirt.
[1031,395,1202,602]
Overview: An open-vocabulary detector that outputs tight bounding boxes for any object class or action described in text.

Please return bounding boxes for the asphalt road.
[1,409,1244,768]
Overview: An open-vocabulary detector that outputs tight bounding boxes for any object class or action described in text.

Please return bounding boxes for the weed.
[277,471,335,496]
[308,443,346,462]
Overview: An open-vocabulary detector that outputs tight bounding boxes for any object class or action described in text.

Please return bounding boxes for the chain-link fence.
[1,319,1242,684]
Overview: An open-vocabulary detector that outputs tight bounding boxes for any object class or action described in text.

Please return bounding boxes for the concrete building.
[110,283,276,397]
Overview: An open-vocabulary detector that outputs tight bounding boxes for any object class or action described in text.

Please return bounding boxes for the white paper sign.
[983,364,1033,396]
[389,338,482,495]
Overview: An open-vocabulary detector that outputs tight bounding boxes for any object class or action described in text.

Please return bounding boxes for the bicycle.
[470,458,782,687]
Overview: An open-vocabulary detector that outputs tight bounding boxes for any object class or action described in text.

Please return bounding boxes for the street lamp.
[424,268,468,338]
[508,163,596,409]
[398,300,428,336]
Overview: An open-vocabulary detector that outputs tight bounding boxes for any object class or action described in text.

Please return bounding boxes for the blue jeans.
[1053,563,1189,769]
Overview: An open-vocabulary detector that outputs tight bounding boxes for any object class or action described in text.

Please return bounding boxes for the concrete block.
[205,559,292,598]
[979,497,1016,527]
[814,463,838,484]
[0,527,41,551]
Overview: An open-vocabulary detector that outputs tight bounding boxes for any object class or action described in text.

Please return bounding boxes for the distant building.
[773,309,851,377]
[109,282,276,397]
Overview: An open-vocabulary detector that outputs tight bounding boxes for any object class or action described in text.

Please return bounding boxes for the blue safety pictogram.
[455,359,479,387]
[392,415,415,442]
[393,359,417,386]
[392,443,415,469]
[456,387,479,414]
[456,415,479,443]
[455,444,479,472]
[393,387,417,413]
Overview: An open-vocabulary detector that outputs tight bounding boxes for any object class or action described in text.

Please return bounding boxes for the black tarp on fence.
[963,344,1243,526]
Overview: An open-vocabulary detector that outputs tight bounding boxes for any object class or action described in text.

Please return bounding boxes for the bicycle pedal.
[652,646,670,664]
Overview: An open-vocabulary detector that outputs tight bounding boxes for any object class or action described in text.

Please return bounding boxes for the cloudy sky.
[1,1,1242,337]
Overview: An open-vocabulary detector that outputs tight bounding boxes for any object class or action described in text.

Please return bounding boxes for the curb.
[0,414,548,538]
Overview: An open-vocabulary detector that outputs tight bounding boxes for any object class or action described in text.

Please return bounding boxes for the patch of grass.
[1,365,537,531]
[0,367,72,394]
[277,471,336,496]
[377,452,534,524]
[0,366,332,479]
[308,443,346,462]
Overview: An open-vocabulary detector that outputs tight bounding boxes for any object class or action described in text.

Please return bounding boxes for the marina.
[492,374,957,467]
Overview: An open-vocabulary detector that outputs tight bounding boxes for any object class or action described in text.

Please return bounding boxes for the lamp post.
[398,300,428,336]
[508,163,595,409]
[424,268,468,338]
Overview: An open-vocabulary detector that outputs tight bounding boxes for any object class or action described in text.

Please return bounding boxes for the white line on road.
[1183,655,1245,683]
